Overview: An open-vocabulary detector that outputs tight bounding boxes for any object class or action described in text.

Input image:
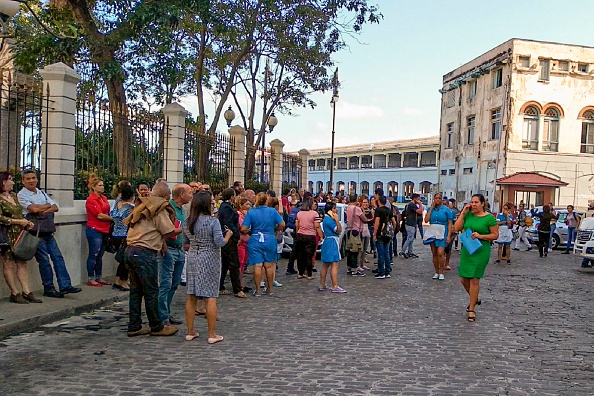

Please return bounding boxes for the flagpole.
[329,68,339,196]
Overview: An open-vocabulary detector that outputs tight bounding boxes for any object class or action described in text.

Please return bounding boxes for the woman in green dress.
[0,172,40,304]
[453,194,498,322]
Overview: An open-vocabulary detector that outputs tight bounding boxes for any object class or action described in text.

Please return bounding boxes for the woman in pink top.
[294,196,323,279]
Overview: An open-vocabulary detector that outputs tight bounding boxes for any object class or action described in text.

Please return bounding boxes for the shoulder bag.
[12,228,40,261]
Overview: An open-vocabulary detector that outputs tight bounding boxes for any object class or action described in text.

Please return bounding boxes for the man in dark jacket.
[218,188,245,297]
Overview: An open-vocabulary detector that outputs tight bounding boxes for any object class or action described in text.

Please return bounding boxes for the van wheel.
[551,234,560,250]
[340,236,347,258]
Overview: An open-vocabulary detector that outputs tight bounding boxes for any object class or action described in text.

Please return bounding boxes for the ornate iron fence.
[0,69,48,188]
[184,123,233,194]
[282,152,301,191]
[74,96,165,199]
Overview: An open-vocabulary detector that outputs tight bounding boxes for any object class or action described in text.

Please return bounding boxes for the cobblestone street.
[1,240,593,395]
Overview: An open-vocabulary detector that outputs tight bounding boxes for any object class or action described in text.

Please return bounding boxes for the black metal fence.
[74,96,165,199]
[282,152,301,191]
[0,70,48,187]
[184,123,233,194]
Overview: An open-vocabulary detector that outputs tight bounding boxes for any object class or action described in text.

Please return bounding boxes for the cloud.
[402,107,424,116]
[336,100,384,119]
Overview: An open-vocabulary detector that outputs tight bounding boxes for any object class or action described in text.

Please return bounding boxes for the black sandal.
[467,310,476,322]
[466,299,481,312]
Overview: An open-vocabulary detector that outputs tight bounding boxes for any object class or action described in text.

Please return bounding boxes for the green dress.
[458,212,498,279]
[0,192,26,249]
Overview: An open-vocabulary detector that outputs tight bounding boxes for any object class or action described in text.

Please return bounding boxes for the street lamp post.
[261,112,278,183]
[329,68,339,196]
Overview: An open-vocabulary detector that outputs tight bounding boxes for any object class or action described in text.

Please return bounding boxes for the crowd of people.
[0,169,588,331]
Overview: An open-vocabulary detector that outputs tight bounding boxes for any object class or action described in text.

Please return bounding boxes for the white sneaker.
[260,281,266,287]
[432,273,439,280]
[438,274,445,281]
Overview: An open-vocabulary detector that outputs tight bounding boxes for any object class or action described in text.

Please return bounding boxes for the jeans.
[549,224,556,249]
[389,233,398,258]
[85,227,106,280]
[126,246,163,333]
[220,240,241,293]
[565,226,576,252]
[35,234,73,292]
[403,225,416,254]
[416,217,424,239]
[376,239,391,275]
[158,246,186,323]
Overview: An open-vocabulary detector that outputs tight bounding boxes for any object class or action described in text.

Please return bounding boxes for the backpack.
[286,206,300,229]
[380,216,394,239]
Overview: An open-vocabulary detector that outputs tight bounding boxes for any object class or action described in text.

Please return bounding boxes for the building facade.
[439,38,594,210]
[306,137,439,202]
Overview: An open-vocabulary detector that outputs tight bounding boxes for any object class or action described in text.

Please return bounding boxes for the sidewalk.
[0,280,127,340]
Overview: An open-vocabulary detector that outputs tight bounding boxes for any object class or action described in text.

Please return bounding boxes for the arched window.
[373,181,383,193]
[403,181,414,200]
[337,181,345,193]
[361,181,370,196]
[387,181,398,198]
[581,110,594,154]
[316,181,324,193]
[349,181,357,194]
[420,181,432,196]
[543,107,560,152]
[522,105,540,150]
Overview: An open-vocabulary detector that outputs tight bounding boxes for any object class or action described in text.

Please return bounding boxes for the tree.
[11,0,382,182]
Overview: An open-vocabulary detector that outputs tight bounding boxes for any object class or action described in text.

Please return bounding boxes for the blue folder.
[460,228,482,256]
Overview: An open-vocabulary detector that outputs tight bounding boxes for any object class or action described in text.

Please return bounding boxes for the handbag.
[345,206,362,252]
[26,212,56,234]
[12,228,40,261]
[115,239,127,264]
[26,191,56,233]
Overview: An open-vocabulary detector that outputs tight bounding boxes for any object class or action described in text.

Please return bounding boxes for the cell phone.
[224,225,230,233]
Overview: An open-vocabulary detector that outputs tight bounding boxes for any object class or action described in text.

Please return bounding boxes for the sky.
[182,0,594,153]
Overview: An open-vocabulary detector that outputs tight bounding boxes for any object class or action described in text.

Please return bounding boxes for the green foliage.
[245,180,270,194]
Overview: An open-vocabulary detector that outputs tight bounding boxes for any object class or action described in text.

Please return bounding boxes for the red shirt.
[86,193,111,233]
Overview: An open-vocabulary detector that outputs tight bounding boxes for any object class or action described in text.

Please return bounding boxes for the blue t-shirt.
[496,213,512,225]
[429,204,455,236]
[243,206,284,236]
[322,214,339,237]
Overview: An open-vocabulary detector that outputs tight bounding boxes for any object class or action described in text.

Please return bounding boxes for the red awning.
[496,172,568,187]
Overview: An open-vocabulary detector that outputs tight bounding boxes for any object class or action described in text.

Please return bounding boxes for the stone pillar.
[39,62,81,208]
[162,103,188,185]
[269,139,284,196]
[229,125,247,186]
[298,148,309,191]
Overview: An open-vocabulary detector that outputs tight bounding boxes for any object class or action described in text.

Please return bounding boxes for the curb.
[0,293,127,340]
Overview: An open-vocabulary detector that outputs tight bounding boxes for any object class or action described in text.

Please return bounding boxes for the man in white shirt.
[17,170,82,298]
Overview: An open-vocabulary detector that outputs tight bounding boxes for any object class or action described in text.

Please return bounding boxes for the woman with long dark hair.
[0,172,40,304]
[454,194,498,322]
[184,191,233,343]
